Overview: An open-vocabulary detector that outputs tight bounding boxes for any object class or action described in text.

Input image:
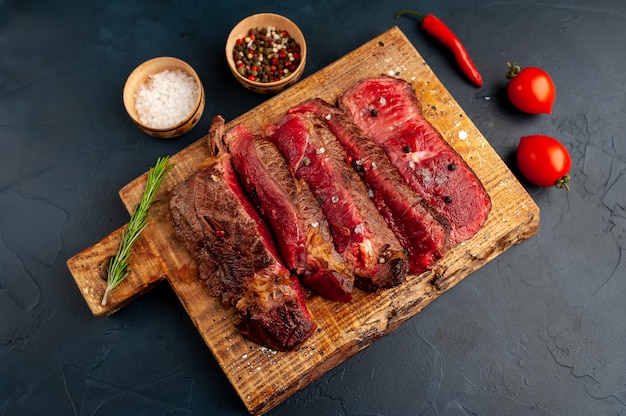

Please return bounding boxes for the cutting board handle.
[67,225,166,316]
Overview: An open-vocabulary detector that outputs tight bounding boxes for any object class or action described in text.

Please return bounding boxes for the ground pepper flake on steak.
[338,76,491,246]
[168,116,316,351]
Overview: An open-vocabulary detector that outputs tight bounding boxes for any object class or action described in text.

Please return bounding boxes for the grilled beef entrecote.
[225,123,355,302]
[265,112,409,291]
[338,76,491,246]
[169,116,316,351]
[290,99,450,274]
[168,76,492,351]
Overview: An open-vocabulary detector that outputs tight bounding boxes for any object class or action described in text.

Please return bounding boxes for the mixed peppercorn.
[233,27,302,83]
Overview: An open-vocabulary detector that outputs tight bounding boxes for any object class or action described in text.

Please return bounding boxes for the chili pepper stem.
[394,9,427,20]
[506,62,522,79]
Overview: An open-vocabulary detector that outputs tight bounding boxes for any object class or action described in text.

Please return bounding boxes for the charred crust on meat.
[207,115,226,157]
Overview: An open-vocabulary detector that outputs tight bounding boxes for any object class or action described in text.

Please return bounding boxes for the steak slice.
[169,116,316,351]
[225,123,355,302]
[266,112,408,291]
[226,124,305,273]
[290,99,450,274]
[338,76,491,246]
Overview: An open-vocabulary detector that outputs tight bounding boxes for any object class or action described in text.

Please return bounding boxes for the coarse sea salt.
[134,69,199,129]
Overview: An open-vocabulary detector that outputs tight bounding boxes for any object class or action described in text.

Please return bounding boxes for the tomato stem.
[556,174,571,191]
[506,62,522,79]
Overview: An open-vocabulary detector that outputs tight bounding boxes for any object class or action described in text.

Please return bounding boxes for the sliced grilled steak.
[338,76,491,246]
[265,112,408,291]
[225,123,355,302]
[290,99,450,274]
[225,124,306,273]
[169,116,316,351]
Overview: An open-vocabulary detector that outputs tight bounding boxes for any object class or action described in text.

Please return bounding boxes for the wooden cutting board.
[67,27,540,415]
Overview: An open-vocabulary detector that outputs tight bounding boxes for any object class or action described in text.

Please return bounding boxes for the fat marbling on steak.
[290,98,450,274]
[265,112,409,291]
[168,116,316,351]
[339,76,491,246]
[224,123,355,302]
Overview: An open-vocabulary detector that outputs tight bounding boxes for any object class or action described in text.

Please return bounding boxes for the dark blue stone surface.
[2,1,625,415]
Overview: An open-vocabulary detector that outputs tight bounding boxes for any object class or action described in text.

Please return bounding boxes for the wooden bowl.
[123,57,205,139]
[226,13,307,94]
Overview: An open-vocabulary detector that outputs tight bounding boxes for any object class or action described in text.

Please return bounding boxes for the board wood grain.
[67,27,540,415]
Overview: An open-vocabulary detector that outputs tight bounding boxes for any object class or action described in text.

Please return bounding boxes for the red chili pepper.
[395,9,482,87]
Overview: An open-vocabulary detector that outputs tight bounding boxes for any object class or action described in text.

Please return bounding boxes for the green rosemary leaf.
[101,156,174,306]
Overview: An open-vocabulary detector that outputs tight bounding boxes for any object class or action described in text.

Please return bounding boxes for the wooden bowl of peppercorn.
[226,13,307,94]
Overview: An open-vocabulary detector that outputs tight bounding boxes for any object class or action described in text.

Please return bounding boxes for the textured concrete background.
[1,0,625,415]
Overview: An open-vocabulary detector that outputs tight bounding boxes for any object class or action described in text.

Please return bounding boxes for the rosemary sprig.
[101,156,174,306]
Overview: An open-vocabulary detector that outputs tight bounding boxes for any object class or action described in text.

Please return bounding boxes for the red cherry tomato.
[516,135,571,190]
[506,64,556,114]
